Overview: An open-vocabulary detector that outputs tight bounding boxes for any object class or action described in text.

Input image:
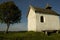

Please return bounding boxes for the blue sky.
[0,0,60,31]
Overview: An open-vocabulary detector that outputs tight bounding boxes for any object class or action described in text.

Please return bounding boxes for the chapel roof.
[27,4,60,17]
[34,6,59,16]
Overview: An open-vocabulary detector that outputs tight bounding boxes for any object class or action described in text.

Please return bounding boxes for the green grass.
[0,31,60,40]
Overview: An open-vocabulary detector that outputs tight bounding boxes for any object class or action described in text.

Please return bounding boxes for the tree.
[0,1,21,33]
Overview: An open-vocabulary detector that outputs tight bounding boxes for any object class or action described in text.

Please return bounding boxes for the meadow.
[0,31,60,40]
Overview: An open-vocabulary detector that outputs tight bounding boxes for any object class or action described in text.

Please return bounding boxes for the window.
[40,16,44,23]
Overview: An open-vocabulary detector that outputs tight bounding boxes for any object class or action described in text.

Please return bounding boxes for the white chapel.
[27,4,60,33]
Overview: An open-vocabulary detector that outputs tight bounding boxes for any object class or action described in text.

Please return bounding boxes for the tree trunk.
[5,22,10,33]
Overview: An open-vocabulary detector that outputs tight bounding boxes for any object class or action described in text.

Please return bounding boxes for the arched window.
[40,16,44,23]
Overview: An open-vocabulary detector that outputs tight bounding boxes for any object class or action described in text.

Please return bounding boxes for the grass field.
[0,31,60,40]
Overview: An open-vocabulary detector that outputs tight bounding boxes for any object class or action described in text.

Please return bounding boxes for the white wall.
[28,7,36,31]
[36,13,60,32]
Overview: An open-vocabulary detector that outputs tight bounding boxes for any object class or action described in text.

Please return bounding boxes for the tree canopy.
[0,1,21,24]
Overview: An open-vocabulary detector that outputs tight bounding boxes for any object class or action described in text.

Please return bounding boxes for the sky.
[0,0,60,31]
